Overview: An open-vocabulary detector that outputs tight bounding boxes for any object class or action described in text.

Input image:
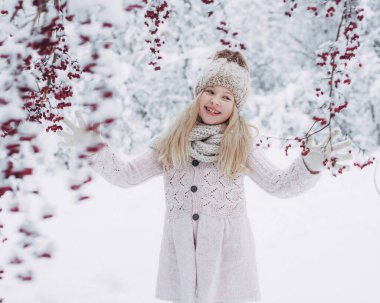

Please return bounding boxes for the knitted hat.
[194,57,250,111]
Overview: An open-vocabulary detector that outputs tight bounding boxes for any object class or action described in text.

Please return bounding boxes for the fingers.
[58,140,73,148]
[331,127,341,140]
[56,130,74,139]
[320,127,341,147]
[331,139,352,151]
[62,116,78,131]
[332,151,353,161]
[58,141,68,148]
[75,110,86,129]
[306,137,329,155]
[306,136,316,149]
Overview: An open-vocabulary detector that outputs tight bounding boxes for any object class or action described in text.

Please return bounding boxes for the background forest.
[0,0,379,302]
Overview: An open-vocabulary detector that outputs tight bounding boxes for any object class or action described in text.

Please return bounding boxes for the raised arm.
[246,146,321,199]
[86,144,163,188]
[56,110,163,189]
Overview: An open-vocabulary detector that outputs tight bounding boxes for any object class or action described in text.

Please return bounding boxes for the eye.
[206,89,214,94]
[224,96,231,101]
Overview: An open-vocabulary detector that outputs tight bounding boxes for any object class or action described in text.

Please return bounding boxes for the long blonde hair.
[154,49,260,179]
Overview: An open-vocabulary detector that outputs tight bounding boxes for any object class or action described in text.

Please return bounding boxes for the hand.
[57,110,103,150]
[302,128,353,175]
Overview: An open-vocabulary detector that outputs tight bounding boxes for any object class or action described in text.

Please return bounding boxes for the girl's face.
[198,86,235,125]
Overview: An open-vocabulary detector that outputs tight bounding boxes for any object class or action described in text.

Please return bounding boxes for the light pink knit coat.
[87,143,321,303]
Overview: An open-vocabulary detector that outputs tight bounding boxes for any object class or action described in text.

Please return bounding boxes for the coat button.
[191,185,198,192]
[192,213,199,221]
[192,159,199,166]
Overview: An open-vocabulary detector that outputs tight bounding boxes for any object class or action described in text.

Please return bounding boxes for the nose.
[210,98,220,106]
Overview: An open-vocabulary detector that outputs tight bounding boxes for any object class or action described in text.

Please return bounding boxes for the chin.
[200,116,225,125]
[203,121,218,125]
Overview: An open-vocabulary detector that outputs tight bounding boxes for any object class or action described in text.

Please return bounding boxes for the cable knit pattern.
[86,143,321,303]
[163,160,246,220]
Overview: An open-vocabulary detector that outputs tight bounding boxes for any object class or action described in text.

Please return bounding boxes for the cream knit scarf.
[149,120,227,163]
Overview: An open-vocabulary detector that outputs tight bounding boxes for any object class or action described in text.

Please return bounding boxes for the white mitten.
[57,110,103,151]
[303,127,353,174]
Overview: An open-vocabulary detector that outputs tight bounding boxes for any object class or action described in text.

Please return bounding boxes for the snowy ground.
[1,148,380,303]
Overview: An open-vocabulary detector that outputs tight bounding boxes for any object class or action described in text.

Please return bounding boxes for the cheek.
[224,103,234,116]
[199,96,207,107]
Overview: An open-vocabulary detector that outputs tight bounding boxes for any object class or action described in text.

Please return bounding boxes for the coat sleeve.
[245,146,321,199]
[86,143,163,188]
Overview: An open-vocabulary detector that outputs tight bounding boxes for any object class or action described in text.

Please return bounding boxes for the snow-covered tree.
[0,0,378,298]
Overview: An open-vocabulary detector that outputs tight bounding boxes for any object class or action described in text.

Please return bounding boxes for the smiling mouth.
[205,106,221,114]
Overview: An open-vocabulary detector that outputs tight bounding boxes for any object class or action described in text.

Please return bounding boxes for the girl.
[58,49,352,303]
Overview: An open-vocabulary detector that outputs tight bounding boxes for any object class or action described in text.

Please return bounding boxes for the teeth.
[206,107,220,114]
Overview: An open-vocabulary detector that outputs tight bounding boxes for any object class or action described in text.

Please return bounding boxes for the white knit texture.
[87,143,321,303]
